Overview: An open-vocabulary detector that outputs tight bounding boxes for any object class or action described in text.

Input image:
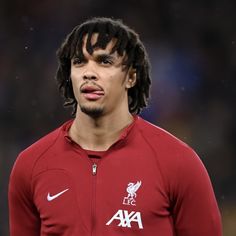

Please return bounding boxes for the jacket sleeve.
[8,153,41,236]
[171,147,222,236]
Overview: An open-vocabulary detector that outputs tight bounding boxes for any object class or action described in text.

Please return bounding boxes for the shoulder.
[11,120,72,180]
[136,116,191,153]
[18,126,61,164]
[136,117,210,195]
[136,116,206,182]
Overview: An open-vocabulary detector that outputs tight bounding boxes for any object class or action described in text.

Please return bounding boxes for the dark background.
[1,0,235,235]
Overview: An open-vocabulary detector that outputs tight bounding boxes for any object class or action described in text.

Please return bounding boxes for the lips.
[81,85,105,100]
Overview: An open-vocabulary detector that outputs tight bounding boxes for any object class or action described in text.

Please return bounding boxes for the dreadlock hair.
[56,17,151,116]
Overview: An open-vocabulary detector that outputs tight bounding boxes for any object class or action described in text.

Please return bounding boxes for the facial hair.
[80,105,104,118]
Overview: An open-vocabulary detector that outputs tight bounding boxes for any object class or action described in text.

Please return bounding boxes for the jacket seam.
[137,126,170,201]
[29,128,61,200]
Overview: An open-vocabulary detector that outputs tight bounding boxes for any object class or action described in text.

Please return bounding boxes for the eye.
[101,58,112,64]
[98,56,113,65]
[72,57,84,65]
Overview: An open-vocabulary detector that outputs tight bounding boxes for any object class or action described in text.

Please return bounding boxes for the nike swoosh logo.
[47,188,69,201]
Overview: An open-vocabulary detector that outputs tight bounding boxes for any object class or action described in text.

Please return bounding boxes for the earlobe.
[129,71,137,87]
[125,68,136,89]
[126,77,136,89]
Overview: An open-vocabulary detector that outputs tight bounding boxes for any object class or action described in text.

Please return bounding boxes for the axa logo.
[106,209,143,229]
[123,181,142,206]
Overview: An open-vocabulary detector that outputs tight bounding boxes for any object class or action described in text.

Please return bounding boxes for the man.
[9,17,222,236]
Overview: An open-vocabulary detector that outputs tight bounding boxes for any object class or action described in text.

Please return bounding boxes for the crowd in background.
[0,0,235,235]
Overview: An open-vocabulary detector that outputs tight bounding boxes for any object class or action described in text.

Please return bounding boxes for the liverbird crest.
[123,181,142,206]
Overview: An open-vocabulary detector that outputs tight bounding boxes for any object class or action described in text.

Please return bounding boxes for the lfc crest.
[123,181,142,206]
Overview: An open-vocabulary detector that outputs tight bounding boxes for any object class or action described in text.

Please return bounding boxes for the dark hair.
[56,17,151,115]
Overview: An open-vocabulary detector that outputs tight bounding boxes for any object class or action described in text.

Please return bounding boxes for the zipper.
[92,163,97,175]
[91,162,97,236]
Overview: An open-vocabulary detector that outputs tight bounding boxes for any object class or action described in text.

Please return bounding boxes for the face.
[70,34,136,118]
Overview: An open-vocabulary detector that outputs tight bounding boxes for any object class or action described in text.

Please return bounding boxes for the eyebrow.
[94,53,116,60]
[72,52,118,62]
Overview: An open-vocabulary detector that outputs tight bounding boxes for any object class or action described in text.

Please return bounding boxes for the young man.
[9,17,222,236]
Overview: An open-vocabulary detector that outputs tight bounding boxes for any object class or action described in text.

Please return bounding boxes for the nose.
[82,62,98,81]
[83,73,97,80]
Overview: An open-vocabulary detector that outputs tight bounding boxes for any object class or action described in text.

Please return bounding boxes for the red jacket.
[9,116,222,235]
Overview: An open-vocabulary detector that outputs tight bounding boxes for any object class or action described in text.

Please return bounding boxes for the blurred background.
[0,0,235,235]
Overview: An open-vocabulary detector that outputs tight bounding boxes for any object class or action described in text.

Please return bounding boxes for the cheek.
[71,68,81,82]
[109,73,128,90]
[106,77,127,99]
[107,69,127,84]
[71,71,82,89]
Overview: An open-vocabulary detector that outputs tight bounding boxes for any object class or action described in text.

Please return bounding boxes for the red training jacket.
[9,116,222,235]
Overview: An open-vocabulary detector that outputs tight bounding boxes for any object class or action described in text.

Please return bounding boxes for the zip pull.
[92,163,97,175]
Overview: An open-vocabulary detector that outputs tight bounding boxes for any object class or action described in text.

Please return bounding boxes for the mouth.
[80,85,105,100]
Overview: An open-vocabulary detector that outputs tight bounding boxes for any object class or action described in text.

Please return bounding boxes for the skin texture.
[69,34,136,151]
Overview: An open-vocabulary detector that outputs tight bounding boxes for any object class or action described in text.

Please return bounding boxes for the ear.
[125,68,136,89]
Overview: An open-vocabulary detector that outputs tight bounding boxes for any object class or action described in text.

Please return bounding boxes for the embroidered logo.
[106,209,143,229]
[47,188,69,201]
[123,181,142,206]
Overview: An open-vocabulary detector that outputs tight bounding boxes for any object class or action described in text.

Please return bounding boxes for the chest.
[32,149,174,235]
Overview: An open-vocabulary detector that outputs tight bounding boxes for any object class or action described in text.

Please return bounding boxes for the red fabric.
[9,116,222,236]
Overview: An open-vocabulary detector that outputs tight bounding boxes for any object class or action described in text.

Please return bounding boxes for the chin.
[80,105,104,118]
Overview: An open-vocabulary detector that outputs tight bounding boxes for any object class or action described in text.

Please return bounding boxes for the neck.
[69,107,134,151]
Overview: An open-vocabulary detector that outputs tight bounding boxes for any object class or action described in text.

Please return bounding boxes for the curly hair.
[56,17,151,116]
